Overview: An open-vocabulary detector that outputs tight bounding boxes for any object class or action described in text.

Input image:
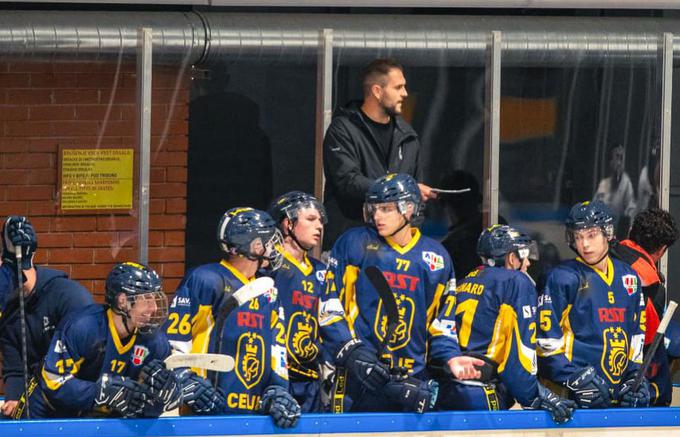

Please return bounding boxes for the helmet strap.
[387,214,410,238]
[287,220,313,253]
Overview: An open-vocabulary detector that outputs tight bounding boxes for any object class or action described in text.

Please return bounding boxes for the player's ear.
[116,292,129,309]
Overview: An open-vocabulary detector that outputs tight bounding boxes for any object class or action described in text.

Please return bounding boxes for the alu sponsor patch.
[422,251,444,272]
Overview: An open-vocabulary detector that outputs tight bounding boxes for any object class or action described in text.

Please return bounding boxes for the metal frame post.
[483,31,501,228]
[659,32,673,284]
[137,27,152,264]
[315,28,333,257]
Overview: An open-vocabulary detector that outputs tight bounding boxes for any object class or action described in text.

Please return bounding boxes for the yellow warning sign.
[60,148,134,211]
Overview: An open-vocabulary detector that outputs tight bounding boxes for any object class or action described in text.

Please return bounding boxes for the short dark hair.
[360,58,403,97]
[628,208,679,254]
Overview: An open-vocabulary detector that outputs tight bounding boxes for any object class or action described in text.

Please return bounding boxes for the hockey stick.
[365,266,399,361]
[632,300,678,391]
[165,353,235,372]
[212,276,275,385]
[15,245,30,418]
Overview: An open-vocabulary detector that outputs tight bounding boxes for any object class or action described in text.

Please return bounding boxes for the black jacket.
[323,102,422,247]
[0,266,93,399]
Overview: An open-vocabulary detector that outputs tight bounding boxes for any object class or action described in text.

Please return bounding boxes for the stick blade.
[234,276,275,305]
[164,353,235,372]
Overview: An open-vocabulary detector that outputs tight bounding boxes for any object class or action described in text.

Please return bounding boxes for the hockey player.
[165,208,301,428]
[29,262,180,418]
[267,191,390,412]
[0,216,93,419]
[537,200,649,408]
[326,173,484,412]
[431,225,575,423]
[610,208,679,405]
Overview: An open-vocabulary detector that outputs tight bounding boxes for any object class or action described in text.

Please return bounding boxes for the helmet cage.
[121,290,169,335]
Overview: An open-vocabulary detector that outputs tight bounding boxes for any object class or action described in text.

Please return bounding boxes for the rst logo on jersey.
[622,275,638,296]
[422,251,444,272]
[131,345,149,366]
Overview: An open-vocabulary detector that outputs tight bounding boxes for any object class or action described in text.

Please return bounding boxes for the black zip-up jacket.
[323,101,422,246]
[0,266,93,400]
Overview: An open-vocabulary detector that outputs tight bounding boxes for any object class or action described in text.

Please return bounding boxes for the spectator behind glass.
[594,144,637,239]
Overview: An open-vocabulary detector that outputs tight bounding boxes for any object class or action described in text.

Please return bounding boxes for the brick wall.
[0,61,189,301]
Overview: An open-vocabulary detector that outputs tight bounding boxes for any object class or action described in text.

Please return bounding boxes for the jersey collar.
[282,249,313,276]
[219,259,253,286]
[107,308,137,355]
[576,256,614,287]
[385,228,421,255]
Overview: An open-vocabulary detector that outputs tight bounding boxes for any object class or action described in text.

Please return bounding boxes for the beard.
[381,101,401,117]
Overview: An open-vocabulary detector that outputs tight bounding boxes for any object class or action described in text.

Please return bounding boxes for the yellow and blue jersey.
[326,226,455,377]
[39,304,171,417]
[537,256,645,389]
[214,293,289,414]
[433,265,539,406]
[269,250,353,380]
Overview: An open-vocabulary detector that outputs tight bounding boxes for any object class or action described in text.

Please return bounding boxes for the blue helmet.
[217,207,283,271]
[268,191,327,226]
[565,200,615,247]
[477,225,534,267]
[364,173,422,225]
[105,262,167,335]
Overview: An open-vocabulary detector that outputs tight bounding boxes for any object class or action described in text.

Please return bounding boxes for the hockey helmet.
[477,225,536,267]
[217,207,283,271]
[363,173,422,225]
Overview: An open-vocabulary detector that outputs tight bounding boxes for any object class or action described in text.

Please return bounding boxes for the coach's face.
[378,68,408,116]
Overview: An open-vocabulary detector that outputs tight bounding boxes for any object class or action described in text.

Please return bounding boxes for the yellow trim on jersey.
[220,259,253,285]
[191,305,215,377]
[561,304,575,361]
[385,229,421,255]
[487,304,513,371]
[576,256,614,287]
[282,249,313,276]
[42,368,68,391]
[342,265,361,337]
[426,283,447,327]
[107,309,136,354]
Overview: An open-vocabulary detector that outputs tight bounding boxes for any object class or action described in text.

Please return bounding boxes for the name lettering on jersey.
[316,269,327,282]
[601,326,629,384]
[131,345,149,366]
[456,282,484,296]
[227,393,260,410]
[382,271,420,292]
[422,251,444,272]
[236,332,265,389]
[237,311,265,329]
[292,290,318,310]
[598,307,626,323]
[622,275,638,296]
[170,296,191,308]
[288,311,319,363]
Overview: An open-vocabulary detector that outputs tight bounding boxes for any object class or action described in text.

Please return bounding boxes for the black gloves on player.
[139,359,182,412]
[528,383,576,424]
[176,369,226,415]
[618,377,651,408]
[259,385,301,428]
[381,367,439,413]
[94,374,149,418]
[566,365,612,409]
[2,216,37,271]
[337,339,390,392]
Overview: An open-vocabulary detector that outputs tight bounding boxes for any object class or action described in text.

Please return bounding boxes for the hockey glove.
[565,365,612,409]
[382,376,439,413]
[528,383,576,424]
[337,340,390,392]
[139,359,181,412]
[94,374,148,418]
[260,385,301,428]
[176,369,226,415]
[618,377,651,408]
[2,216,37,270]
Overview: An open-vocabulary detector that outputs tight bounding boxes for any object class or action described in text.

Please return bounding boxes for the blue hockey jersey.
[432,265,539,406]
[39,304,171,417]
[213,293,289,414]
[537,256,645,391]
[326,226,455,377]
[270,250,353,380]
